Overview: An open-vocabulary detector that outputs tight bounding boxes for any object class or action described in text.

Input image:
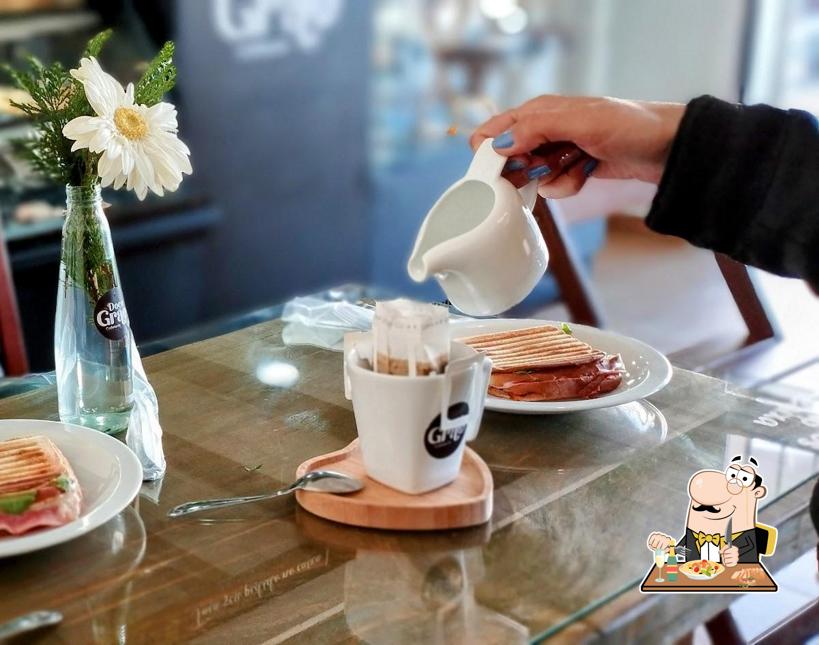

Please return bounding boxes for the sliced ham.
[489,354,624,401]
[0,485,82,536]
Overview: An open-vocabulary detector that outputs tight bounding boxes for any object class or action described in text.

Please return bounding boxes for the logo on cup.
[424,402,470,459]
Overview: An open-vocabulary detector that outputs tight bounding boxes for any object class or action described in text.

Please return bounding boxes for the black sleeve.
[645,95,819,290]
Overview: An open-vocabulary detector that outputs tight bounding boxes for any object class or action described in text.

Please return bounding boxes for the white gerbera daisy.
[63,57,192,200]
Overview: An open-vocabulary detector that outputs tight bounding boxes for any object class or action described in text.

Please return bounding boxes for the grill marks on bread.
[0,436,65,496]
[460,325,602,372]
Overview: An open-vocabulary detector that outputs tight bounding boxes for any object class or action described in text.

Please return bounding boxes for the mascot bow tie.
[694,530,743,551]
[694,531,726,550]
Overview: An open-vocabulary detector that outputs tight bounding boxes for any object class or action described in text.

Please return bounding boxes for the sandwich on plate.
[0,436,82,536]
[460,325,624,402]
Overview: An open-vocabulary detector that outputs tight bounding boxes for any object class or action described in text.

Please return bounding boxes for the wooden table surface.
[0,319,817,644]
[641,562,778,593]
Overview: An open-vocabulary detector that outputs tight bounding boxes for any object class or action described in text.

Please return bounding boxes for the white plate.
[0,419,142,558]
[451,318,672,414]
[680,562,725,580]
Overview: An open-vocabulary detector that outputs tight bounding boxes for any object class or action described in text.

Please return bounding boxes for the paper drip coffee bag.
[373,299,449,376]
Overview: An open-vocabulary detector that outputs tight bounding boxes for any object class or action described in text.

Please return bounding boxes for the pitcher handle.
[466,139,539,213]
[465,139,508,183]
[519,180,539,213]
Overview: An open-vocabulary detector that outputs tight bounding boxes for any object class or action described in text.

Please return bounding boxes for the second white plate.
[0,419,143,558]
[451,318,672,414]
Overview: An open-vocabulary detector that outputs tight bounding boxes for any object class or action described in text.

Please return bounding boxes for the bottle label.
[94,288,130,341]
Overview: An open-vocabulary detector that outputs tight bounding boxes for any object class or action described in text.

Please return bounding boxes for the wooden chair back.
[530,197,605,327]
[0,225,28,376]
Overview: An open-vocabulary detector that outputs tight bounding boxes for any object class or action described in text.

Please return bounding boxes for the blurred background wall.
[175,0,372,317]
[1,0,818,371]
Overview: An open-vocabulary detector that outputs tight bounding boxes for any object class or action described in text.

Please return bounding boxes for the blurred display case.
[0,1,220,371]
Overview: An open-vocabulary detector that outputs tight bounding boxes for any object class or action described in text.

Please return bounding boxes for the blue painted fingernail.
[527,164,551,180]
[583,159,598,176]
[505,158,527,171]
[493,130,514,149]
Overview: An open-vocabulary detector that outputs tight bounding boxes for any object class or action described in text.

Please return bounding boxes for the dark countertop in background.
[2,182,210,243]
[2,180,222,371]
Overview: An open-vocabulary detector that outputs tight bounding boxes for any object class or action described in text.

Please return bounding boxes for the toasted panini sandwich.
[460,325,624,401]
[0,436,82,536]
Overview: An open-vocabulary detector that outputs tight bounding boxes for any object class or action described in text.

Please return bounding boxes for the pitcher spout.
[408,245,449,283]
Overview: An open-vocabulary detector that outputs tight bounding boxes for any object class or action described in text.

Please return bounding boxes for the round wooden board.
[295,440,493,531]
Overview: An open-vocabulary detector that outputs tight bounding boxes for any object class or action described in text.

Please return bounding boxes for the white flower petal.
[70,57,126,118]
[134,174,148,200]
[152,157,182,191]
[146,102,178,132]
[140,138,184,195]
[105,138,122,160]
[120,146,135,176]
[124,145,151,200]
[151,131,192,175]
[87,126,114,154]
[63,115,104,138]
[157,130,191,157]
[134,144,160,196]
[114,173,127,190]
[98,149,120,181]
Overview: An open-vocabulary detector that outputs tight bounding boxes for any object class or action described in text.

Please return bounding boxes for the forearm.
[646,95,819,290]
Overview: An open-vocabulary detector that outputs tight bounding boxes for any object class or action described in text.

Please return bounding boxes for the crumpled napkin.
[126,338,165,481]
[282,296,374,352]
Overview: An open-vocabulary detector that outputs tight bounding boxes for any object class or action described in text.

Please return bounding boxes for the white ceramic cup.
[344,333,492,495]
[407,138,549,316]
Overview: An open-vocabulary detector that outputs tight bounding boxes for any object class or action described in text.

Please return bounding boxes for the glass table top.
[0,309,817,643]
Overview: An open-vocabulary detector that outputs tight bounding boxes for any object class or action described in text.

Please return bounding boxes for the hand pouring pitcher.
[407,138,549,316]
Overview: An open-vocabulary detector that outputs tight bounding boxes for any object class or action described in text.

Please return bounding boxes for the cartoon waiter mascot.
[647,456,777,569]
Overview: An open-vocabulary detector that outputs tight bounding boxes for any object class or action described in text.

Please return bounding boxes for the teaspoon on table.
[0,610,63,640]
[167,470,363,518]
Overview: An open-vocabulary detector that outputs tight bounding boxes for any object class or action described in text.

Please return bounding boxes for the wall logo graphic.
[213,0,344,61]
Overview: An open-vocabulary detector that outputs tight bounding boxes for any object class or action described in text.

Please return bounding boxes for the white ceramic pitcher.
[407,138,549,316]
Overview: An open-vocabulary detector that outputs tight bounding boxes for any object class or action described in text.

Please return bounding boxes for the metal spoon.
[167,470,363,518]
[0,610,63,640]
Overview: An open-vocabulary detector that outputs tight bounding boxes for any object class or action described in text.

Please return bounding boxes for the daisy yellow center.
[113,107,148,140]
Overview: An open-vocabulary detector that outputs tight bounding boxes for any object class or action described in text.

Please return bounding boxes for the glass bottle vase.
[55,185,134,434]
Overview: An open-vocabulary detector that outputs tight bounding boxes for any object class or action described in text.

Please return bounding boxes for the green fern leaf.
[83,29,113,59]
[134,41,177,106]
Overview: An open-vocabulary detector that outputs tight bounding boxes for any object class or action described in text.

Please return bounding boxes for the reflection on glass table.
[0,505,146,643]
[0,295,817,643]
